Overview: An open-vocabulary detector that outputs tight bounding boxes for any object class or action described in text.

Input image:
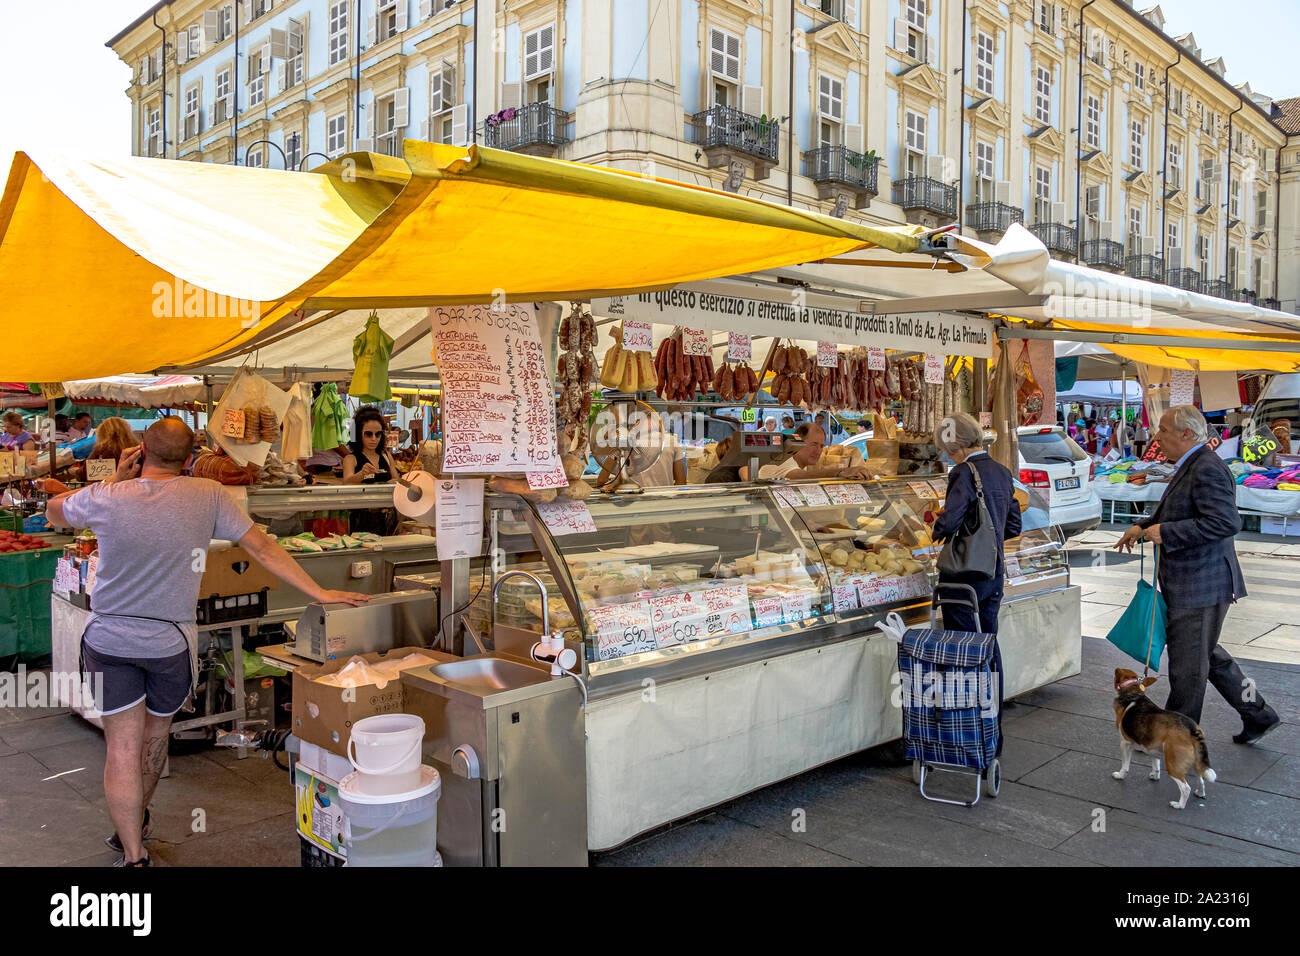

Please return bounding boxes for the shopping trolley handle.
[930,582,982,633]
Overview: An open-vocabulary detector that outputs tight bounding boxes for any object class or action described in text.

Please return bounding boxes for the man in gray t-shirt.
[47,417,367,866]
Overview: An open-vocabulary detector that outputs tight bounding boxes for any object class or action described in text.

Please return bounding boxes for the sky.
[0,0,1297,169]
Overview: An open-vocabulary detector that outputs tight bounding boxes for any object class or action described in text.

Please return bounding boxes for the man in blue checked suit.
[1117,406,1280,744]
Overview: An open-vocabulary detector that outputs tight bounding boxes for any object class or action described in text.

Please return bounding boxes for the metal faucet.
[492,569,549,636]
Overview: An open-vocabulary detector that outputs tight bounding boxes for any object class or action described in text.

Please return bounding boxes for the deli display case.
[451,476,1080,850]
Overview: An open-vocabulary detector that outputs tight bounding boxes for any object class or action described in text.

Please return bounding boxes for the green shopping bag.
[1105,544,1167,673]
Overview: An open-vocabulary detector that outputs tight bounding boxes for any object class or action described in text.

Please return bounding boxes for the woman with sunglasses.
[342,406,399,534]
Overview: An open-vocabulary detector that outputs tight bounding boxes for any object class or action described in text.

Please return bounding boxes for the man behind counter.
[754,422,870,481]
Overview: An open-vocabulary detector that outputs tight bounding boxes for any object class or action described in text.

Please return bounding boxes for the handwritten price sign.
[832,584,859,613]
[751,596,785,628]
[867,347,886,371]
[536,499,596,536]
[825,483,870,505]
[799,485,831,506]
[781,592,815,624]
[683,328,710,356]
[817,341,838,368]
[772,486,804,509]
[588,600,658,661]
[622,320,653,352]
[924,353,945,384]
[727,332,752,362]
[526,465,568,490]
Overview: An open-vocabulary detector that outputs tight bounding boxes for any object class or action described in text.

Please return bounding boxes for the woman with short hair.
[1,411,36,453]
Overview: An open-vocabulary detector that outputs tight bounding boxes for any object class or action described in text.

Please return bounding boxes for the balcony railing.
[804,146,878,193]
[1080,238,1124,270]
[1166,268,1202,293]
[1125,254,1165,281]
[691,105,781,163]
[375,129,404,157]
[482,102,571,152]
[892,176,957,218]
[1203,278,1232,300]
[1237,289,1257,305]
[1261,297,1281,311]
[966,201,1023,234]
[1028,221,1078,256]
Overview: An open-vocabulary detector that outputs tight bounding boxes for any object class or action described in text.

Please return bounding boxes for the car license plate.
[1056,476,1080,490]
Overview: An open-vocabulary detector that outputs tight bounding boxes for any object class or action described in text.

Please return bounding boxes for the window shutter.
[396,2,407,32]
[271,28,288,60]
[367,9,376,48]
[1086,185,1100,218]
[204,9,219,44]
[206,104,215,127]
[176,32,189,66]
[450,103,468,146]
[995,180,1011,204]
[845,123,863,154]
[725,31,738,80]
[420,117,430,141]
[542,25,555,72]
[1051,201,1065,223]
[357,109,373,152]
[419,0,433,20]
[1264,147,1277,169]
[501,81,521,109]
[926,155,944,181]
[441,63,455,108]
[843,0,857,30]
[1167,246,1181,270]
[277,62,287,91]
[526,28,540,78]
[818,75,830,116]
[394,87,409,128]
[924,33,937,67]
[742,85,762,118]
[430,72,444,115]
[893,18,908,51]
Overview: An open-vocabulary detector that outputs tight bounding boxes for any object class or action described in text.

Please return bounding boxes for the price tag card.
[907,480,937,499]
[219,407,246,438]
[824,483,871,505]
[781,592,815,624]
[832,584,859,612]
[799,485,831,506]
[701,583,753,635]
[741,408,757,424]
[751,596,785,628]
[924,353,945,384]
[855,575,878,607]
[622,320,653,352]
[536,499,597,536]
[866,347,886,371]
[772,486,805,509]
[86,459,116,482]
[874,577,906,605]
[0,453,12,479]
[903,572,930,599]
[588,600,658,661]
[683,328,710,356]
[727,332,752,362]
[928,478,948,499]
[1170,369,1196,406]
[1005,557,1022,578]
[979,411,992,428]
[525,465,568,490]
[1241,434,1278,464]
[86,555,98,595]
[53,557,79,595]
[817,341,838,368]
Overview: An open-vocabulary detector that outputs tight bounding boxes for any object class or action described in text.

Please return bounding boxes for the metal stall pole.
[46,397,56,479]
[1120,361,1128,456]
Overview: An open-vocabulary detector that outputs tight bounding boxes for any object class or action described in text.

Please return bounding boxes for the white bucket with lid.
[346,713,425,795]
[338,765,442,867]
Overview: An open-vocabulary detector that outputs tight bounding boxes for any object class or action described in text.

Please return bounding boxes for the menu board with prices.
[824,483,871,505]
[867,347,886,371]
[432,304,559,473]
[682,328,710,356]
[536,499,597,536]
[588,600,658,661]
[924,353,945,384]
[622,320,653,352]
[649,584,752,648]
[817,341,838,368]
[727,332,752,362]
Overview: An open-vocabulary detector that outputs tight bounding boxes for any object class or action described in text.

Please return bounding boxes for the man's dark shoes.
[106,807,151,853]
[1233,706,1281,745]
[112,853,150,867]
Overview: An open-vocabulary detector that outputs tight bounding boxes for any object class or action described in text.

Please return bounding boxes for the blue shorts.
[82,644,193,717]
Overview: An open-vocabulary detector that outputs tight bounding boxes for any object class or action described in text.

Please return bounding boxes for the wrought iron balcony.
[1080,238,1124,270]
[691,104,780,164]
[804,146,878,194]
[1237,289,1257,305]
[965,201,1023,235]
[1261,296,1281,312]
[1124,253,1164,281]
[1028,221,1078,256]
[1165,268,1201,294]
[892,176,957,218]
[1203,278,1232,300]
[375,130,404,157]
[482,102,571,155]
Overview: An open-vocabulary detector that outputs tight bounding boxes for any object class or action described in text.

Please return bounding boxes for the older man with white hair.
[1117,405,1279,744]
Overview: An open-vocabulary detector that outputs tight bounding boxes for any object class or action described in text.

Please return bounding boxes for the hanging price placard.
[727,332,752,362]
[867,347,886,371]
[924,353,945,384]
[817,341,838,368]
[621,320,653,352]
[682,328,710,356]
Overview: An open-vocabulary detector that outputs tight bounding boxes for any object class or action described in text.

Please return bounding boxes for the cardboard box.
[295,764,347,860]
[292,646,453,756]
[199,546,279,600]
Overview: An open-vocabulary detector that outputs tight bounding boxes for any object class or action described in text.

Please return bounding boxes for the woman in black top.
[343,406,398,534]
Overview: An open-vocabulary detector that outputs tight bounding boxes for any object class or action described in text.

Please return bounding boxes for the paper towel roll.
[393,471,438,521]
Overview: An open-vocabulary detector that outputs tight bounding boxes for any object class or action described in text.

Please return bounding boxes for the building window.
[376,0,403,43]
[1167,221,1179,255]
[1085,95,1100,148]
[975,140,995,201]
[1038,2,1054,34]
[1167,139,1181,189]
[1256,188,1269,228]
[1227,246,1239,285]
[183,85,200,140]
[327,113,347,156]
[1129,118,1143,168]
[249,0,269,20]
[904,0,926,60]
[329,1,350,66]
[1034,66,1051,125]
[1134,61,1145,91]
[1128,206,1142,249]
[430,61,456,142]
[248,49,266,107]
[525,24,556,103]
[286,131,302,170]
[974,31,994,96]
[214,68,231,124]
[286,18,305,87]
[709,27,740,108]
[1034,165,1051,222]
[1229,178,1240,218]
[146,107,161,156]
[818,73,843,145]
[1197,233,1211,278]
[217,4,233,42]
[247,146,265,168]
[904,110,926,177]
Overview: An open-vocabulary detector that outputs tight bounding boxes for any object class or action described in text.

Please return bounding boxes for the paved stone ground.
[3,527,1296,867]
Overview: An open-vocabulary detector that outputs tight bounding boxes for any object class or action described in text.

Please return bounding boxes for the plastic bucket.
[339,765,442,867]
[346,714,425,796]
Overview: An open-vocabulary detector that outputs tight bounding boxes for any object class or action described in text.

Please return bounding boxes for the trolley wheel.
[984,759,1001,798]
[912,759,923,785]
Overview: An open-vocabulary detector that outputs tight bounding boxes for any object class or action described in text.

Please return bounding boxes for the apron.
[79,612,198,713]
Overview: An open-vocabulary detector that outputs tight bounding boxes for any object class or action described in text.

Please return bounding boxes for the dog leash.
[1140,543,1160,680]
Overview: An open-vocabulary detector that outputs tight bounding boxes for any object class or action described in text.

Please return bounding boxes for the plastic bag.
[1014,342,1045,426]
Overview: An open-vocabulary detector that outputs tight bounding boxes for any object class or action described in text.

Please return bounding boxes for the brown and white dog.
[1112,668,1217,809]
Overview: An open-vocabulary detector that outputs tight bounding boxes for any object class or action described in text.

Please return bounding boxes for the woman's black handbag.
[937,461,999,582]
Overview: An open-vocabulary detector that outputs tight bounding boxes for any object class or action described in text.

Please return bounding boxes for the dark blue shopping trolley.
[898,584,1002,806]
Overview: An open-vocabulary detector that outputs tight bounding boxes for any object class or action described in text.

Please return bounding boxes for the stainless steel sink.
[431,657,552,694]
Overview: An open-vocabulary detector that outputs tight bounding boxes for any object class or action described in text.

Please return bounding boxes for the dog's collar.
[1117,677,1146,691]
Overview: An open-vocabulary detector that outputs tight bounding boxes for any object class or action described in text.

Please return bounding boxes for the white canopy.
[63,374,207,408]
[1056,379,1143,404]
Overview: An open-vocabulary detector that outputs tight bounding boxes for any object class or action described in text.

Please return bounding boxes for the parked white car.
[1016,425,1101,537]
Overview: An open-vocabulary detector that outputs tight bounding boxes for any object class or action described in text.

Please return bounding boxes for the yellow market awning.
[0,143,922,382]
